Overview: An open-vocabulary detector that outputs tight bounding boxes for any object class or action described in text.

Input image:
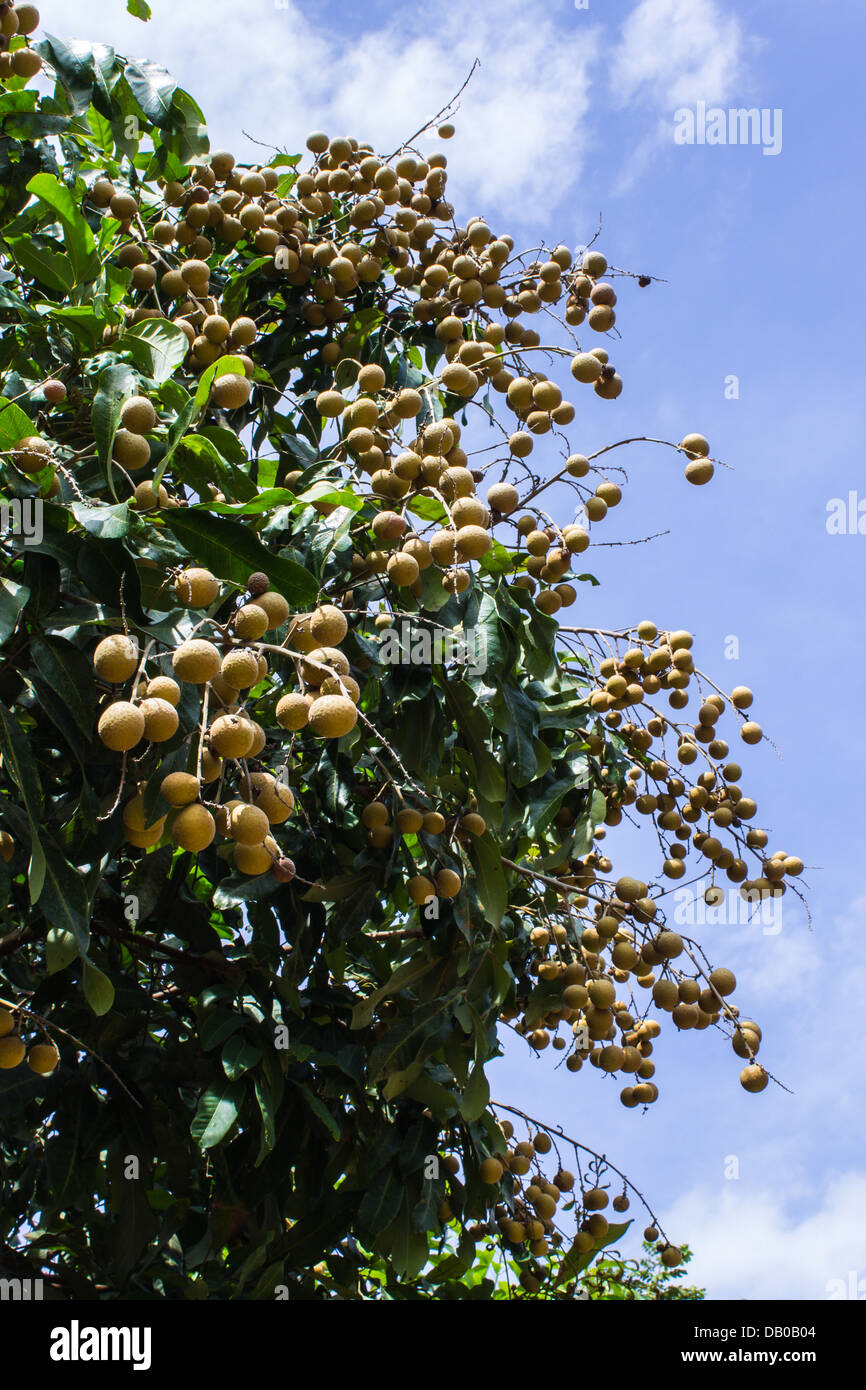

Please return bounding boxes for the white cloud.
[610,0,747,109]
[41,0,602,230]
[663,1171,866,1300]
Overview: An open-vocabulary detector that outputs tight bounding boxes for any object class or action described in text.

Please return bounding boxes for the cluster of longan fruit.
[502,863,770,1097]
[0,1005,59,1075]
[93,568,363,879]
[455,1120,684,1293]
[0,3,41,82]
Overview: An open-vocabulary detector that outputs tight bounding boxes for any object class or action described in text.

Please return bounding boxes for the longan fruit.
[93,633,139,683]
[140,697,179,743]
[308,695,358,738]
[27,1042,60,1075]
[174,568,219,607]
[98,701,145,752]
[120,395,157,435]
[233,603,269,640]
[172,804,216,853]
[309,604,348,646]
[160,772,201,807]
[172,639,221,684]
[0,1036,26,1069]
[480,1157,503,1184]
[435,869,462,899]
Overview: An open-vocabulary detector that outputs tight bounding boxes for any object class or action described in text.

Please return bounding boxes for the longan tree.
[0,4,800,1300]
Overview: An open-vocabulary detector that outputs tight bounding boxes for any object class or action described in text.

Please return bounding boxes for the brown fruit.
[211,373,252,410]
[160,772,201,807]
[275,693,312,731]
[172,639,221,684]
[98,701,145,752]
[256,591,290,629]
[0,1036,26,1069]
[174,568,219,607]
[233,603,269,640]
[308,695,358,738]
[209,714,254,758]
[309,604,348,646]
[221,648,260,689]
[93,633,138,683]
[120,395,157,435]
[140,697,179,743]
[435,868,462,899]
[27,1042,60,1075]
[172,804,216,853]
[480,1157,504,1184]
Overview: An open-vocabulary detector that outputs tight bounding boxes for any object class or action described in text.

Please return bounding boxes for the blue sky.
[40,0,866,1297]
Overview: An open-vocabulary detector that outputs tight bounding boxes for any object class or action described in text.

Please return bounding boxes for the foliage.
[0,4,797,1300]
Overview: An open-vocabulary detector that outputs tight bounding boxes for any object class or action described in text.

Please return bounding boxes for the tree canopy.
[0,2,798,1300]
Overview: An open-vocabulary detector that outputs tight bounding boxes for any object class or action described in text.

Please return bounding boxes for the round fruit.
[160,772,201,807]
[273,857,297,883]
[230,803,270,846]
[172,804,216,853]
[459,813,486,836]
[120,395,157,435]
[233,604,269,640]
[28,1042,60,1075]
[276,693,312,731]
[308,695,358,738]
[172,640,221,684]
[0,1036,26,1069]
[435,869,462,899]
[256,591,290,629]
[140,697,179,743]
[407,875,435,905]
[43,379,67,404]
[222,648,260,689]
[12,435,51,473]
[235,842,273,875]
[487,482,519,514]
[98,701,145,751]
[679,433,709,457]
[309,605,348,646]
[0,832,12,864]
[0,1007,15,1037]
[211,373,251,410]
[685,459,714,485]
[93,633,138,683]
[112,430,151,469]
[146,676,181,706]
[209,714,254,758]
[480,1157,503,1184]
[174,568,219,607]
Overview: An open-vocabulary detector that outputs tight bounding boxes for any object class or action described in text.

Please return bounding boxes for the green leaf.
[36,37,119,117]
[467,832,508,928]
[82,961,114,1016]
[46,927,79,974]
[358,1165,404,1236]
[0,577,29,643]
[159,509,318,606]
[459,1062,490,1122]
[350,956,437,1031]
[0,701,43,901]
[38,839,92,955]
[0,399,35,449]
[31,636,97,740]
[124,59,177,128]
[4,236,73,293]
[70,502,130,540]
[91,363,138,498]
[127,0,152,17]
[26,172,98,285]
[122,318,189,383]
[191,1081,243,1150]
